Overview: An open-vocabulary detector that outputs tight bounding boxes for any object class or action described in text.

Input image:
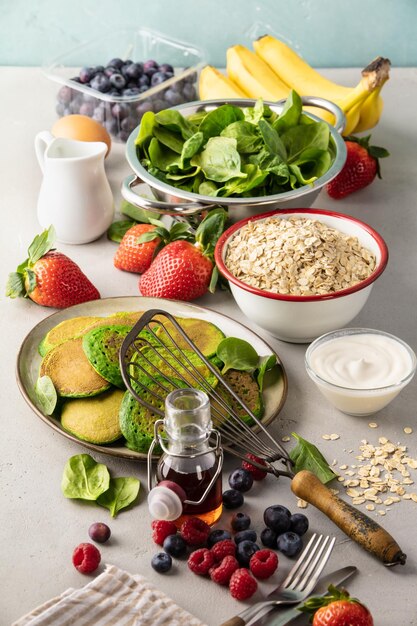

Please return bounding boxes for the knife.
[249,565,357,626]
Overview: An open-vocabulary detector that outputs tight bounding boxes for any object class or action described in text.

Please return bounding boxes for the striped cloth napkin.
[13,564,207,626]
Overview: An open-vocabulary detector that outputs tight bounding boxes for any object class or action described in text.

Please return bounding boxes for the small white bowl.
[305,328,416,416]
[214,209,388,343]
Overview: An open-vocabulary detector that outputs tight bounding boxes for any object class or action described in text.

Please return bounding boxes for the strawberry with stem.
[6,226,100,308]
[139,208,228,301]
[299,584,374,626]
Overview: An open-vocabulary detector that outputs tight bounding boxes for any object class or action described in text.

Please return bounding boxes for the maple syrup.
[149,388,223,526]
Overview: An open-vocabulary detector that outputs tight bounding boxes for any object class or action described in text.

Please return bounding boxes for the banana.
[254,35,353,101]
[198,65,249,100]
[226,44,290,101]
[352,82,386,134]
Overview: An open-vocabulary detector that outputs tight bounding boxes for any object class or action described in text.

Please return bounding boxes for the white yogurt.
[305,329,416,416]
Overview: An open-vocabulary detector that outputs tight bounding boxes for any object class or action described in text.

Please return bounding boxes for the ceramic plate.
[16,297,288,461]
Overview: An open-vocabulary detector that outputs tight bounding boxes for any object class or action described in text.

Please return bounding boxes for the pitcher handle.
[34,131,54,173]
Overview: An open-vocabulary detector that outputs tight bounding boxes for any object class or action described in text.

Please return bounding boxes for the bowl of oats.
[214,208,388,343]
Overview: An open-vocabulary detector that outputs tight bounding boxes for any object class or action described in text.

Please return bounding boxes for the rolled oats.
[225,217,376,296]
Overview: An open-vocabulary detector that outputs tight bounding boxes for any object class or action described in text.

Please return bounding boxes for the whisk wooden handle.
[291,470,406,566]
[219,618,245,626]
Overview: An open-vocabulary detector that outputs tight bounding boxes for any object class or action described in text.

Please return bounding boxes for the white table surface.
[1,67,417,626]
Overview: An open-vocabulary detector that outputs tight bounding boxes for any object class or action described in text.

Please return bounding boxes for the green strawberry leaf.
[344,134,389,178]
[107,219,136,243]
[5,272,25,298]
[28,225,56,265]
[298,585,353,616]
[25,269,37,294]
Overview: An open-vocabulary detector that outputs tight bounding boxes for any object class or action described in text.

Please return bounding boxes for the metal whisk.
[119,308,406,566]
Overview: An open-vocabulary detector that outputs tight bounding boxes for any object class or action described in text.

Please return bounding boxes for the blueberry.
[109,72,126,90]
[136,101,154,116]
[112,102,131,120]
[107,57,124,70]
[222,489,244,509]
[138,74,150,88]
[163,534,187,558]
[151,552,172,573]
[104,66,116,77]
[90,73,111,93]
[121,116,138,133]
[207,529,232,548]
[79,66,94,84]
[125,62,143,80]
[234,530,257,545]
[236,540,260,567]
[277,532,303,557]
[57,86,72,105]
[79,101,95,117]
[228,468,254,493]
[289,513,309,537]
[151,98,166,113]
[182,83,197,101]
[263,505,291,534]
[143,59,159,74]
[151,71,171,87]
[122,87,141,97]
[260,527,278,548]
[164,88,184,106]
[231,512,251,532]
[159,63,174,75]
[88,522,111,543]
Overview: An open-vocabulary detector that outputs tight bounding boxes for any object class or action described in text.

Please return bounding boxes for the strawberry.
[139,208,228,301]
[6,226,100,308]
[300,585,374,626]
[326,135,389,199]
[114,223,160,273]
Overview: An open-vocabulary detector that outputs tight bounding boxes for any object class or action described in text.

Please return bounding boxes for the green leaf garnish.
[35,375,57,415]
[61,454,110,500]
[290,433,338,484]
[97,476,140,517]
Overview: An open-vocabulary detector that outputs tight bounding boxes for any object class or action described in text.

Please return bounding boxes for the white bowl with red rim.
[214,209,389,343]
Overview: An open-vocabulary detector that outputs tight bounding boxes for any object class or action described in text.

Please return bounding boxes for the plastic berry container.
[43,27,206,142]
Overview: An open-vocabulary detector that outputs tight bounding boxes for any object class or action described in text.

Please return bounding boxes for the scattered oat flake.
[365,504,375,511]
[404,427,413,435]
[378,510,386,516]
[297,499,308,509]
[368,423,378,429]
[330,434,340,440]
[281,436,291,442]
[322,435,331,440]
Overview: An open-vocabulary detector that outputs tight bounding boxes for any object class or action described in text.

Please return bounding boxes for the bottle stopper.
[147,480,187,521]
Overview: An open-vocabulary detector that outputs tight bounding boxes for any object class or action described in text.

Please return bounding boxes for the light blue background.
[1,0,416,67]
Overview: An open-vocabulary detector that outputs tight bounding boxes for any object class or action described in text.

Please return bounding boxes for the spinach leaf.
[256,354,277,391]
[243,99,272,125]
[199,180,219,196]
[61,454,110,500]
[273,89,302,133]
[289,433,338,484]
[249,149,290,184]
[35,375,57,415]
[120,200,160,223]
[148,138,181,172]
[153,125,185,154]
[219,164,269,197]
[192,137,246,183]
[258,119,287,161]
[97,477,140,517]
[220,121,262,154]
[282,122,330,164]
[199,104,244,140]
[216,337,259,374]
[154,109,195,139]
[180,131,205,168]
[134,111,155,155]
[107,219,136,243]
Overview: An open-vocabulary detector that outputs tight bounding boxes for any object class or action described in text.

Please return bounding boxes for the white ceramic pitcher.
[35,131,114,244]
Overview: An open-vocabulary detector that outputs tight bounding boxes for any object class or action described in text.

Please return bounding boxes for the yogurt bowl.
[214,209,388,343]
[305,328,417,416]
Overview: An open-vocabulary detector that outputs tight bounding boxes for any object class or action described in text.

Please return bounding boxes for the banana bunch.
[198,35,391,135]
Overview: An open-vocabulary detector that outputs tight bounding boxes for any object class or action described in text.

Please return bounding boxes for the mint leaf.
[289,433,337,484]
[35,375,57,415]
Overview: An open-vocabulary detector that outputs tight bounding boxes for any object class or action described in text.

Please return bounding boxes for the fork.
[219,534,336,626]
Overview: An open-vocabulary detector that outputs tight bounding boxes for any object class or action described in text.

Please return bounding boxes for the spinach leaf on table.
[97,476,140,517]
[61,454,110,500]
[289,433,338,484]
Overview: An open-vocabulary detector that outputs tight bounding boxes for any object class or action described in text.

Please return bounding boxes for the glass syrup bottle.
[148,388,223,527]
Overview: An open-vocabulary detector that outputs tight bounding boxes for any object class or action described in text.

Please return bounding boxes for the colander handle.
[275,95,346,134]
[291,470,406,566]
[121,174,217,217]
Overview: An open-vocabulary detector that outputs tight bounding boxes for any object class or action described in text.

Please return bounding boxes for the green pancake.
[129,346,219,391]
[119,377,188,453]
[61,389,124,444]
[211,370,263,428]
[38,316,104,356]
[155,317,225,358]
[82,325,132,389]
[39,338,111,398]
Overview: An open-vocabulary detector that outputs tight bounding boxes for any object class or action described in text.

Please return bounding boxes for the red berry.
[72,542,101,574]
[242,454,268,480]
[188,548,215,576]
[211,539,236,563]
[151,519,178,546]
[313,599,374,626]
[180,517,211,546]
[210,555,239,585]
[249,549,278,580]
[229,567,258,600]
[114,223,160,274]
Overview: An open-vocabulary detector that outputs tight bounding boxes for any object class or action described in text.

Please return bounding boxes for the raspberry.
[180,517,211,546]
[242,454,268,480]
[188,548,215,575]
[72,542,101,574]
[249,549,278,580]
[229,568,258,600]
[209,555,239,585]
[151,520,178,546]
[211,539,236,562]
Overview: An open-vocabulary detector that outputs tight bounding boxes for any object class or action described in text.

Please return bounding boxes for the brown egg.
[51,114,111,157]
